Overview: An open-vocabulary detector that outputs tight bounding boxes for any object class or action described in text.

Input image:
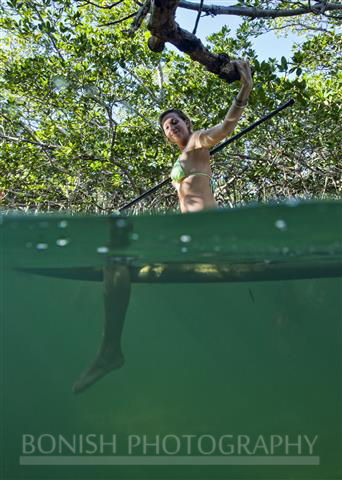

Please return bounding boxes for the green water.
[1,200,342,480]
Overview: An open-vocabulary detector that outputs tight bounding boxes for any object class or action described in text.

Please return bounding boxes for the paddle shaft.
[118,98,294,212]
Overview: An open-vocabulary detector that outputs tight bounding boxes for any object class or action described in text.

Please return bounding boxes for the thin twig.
[122,66,161,105]
[78,0,124,9]
[0,134,58,149]
[263,22,332,34]
[99,11,138,26]
[157,62,164,102]
[29,1,65,63]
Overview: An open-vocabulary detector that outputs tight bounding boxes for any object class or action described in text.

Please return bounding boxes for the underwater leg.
[72,264,131,394]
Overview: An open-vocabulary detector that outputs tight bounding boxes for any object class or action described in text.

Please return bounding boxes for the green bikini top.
[171,157,212,184]
[171,158,187,183]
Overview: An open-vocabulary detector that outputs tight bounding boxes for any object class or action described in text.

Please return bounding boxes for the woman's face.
[162,113,190,145]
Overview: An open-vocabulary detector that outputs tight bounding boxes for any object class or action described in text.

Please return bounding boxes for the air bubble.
[56,238,69,247]
[36,243,48,250]
[97,246,109,254]
[116,219,126,228]
[130,233,139,241]
[181,246,188,253]
[58,220,68,229]
[180,234,192,243]
[275,219,287,231]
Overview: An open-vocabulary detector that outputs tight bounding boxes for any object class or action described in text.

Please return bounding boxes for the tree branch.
[124,0,151,36]
[147,0,240,83]
[178,0,342,18]
[192,0,203,34]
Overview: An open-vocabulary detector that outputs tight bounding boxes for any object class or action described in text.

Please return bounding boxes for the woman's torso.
[171,132,217,213]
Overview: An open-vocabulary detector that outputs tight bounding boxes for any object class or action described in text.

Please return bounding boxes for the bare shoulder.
[187,126,225,150]
[187,130,207,150]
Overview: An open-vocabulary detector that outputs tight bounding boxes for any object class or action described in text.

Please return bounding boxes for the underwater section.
[1,200,341,480]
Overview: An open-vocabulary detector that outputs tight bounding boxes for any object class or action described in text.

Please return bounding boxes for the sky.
[175,4,302,61]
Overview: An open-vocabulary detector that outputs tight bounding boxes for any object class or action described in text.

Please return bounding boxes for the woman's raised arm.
[196,60,253,149]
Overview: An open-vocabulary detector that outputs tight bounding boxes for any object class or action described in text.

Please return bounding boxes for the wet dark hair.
[159,109,193,133]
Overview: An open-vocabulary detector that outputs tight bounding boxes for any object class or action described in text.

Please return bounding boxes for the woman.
[160,59,253,213]
[72,59,252,394]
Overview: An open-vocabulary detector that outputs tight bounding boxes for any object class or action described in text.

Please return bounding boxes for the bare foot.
[72,351,124,394]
